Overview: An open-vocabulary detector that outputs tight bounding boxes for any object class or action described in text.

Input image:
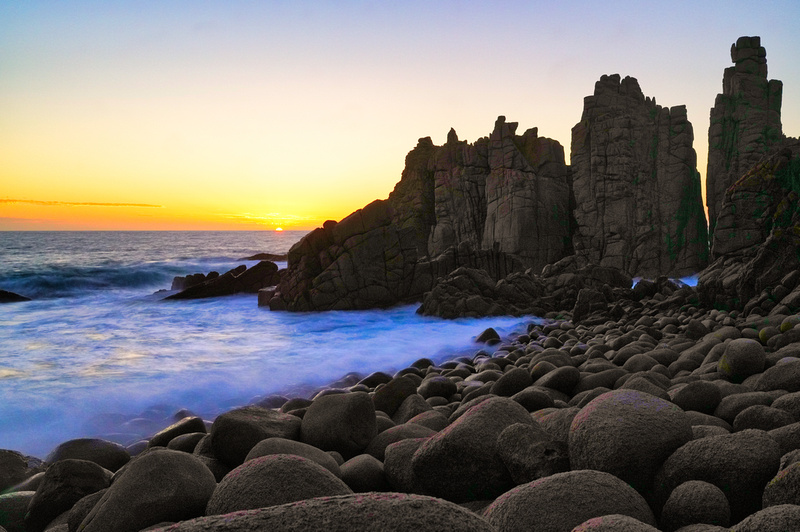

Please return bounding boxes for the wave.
[0,259,277,299]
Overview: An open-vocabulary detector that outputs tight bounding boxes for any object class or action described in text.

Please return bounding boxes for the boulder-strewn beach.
[4,292,800,531]
[3,34,800,531]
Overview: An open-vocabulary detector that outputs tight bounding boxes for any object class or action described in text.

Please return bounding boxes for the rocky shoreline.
[4,286,800,531]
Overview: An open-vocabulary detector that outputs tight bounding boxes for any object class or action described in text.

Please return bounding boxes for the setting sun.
[275,228,283,232]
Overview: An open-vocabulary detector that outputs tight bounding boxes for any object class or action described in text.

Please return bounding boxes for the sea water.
[0,231,538,457]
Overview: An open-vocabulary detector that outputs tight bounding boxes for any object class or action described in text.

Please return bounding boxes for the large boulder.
[147,493,495,532]
[653,429,781,522]
[411,396,534,502]
[45,439,130,473]
[482,469,656,532]
[301,392,377,458]
[569,389,693,495]
[210,406,301,467]
[166,261,280,299]
[205,454,352,515]
[76,449,216,532]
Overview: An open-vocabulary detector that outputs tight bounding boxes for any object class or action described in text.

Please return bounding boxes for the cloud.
[0,199,162,208]
[221,212,316,225]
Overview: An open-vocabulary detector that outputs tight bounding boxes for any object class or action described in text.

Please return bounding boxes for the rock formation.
[570,74,708,278]
[165,261,281,300]
[271,118,571,311]
[706,36,786,238]
[699,149,800,313]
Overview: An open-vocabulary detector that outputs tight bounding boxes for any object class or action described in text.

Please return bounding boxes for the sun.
[275,227,283,232]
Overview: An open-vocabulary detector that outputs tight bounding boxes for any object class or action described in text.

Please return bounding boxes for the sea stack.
[570,74,708,278]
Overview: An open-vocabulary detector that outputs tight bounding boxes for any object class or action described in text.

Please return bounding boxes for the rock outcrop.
[165,261,281,300]
[271,118,570,311]
[706,36,787,237]
[698,149,800,313]
[571,74,708,278]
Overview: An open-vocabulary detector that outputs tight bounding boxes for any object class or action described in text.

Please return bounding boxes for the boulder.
[653,429,781,522]
[763,461,800,507]
[569,389,692,495]
[717,338,765,383]
[496,422,569,484]
[0,290,31,303]
[148,416,206,448]
[0,450,31,492]
[301,392,377,458]
[482,469,656,532]
[730,504,800,531]
[411,396,534,502]
[76,449,216,532]
[243,437,342,477]
[364,423,435,462]
[0,492,34,532]
[166,261,280,300]
[210,406,301,467]
[571,514,660,531]
[147,493,495,532]
[205,454,352,515]
[660,480,730,531]
[24,459,111,532]
[339,454,391,492]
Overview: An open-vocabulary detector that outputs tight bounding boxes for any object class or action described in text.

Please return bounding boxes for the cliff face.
[570,74,708,278]
[706,36,785,238]
[481,117,572,271]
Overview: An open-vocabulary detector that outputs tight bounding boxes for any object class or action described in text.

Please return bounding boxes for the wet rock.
[391,394,433,424]
[166,261,280,300]
[569,389,692,495]
[210,406,301,467]
[0,450,31,492]
[383,438,429,494]
[364,423,435,462]
[148,416,206,448]
[44,439,130,473]
[205,454,352,515]
[483,469,656,532]
[373,376,418,417]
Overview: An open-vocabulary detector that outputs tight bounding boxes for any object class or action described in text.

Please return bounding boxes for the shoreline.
[4,283,800,530]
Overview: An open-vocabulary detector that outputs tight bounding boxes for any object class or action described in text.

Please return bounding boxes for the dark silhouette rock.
[166,261,280,300]
[300,392,377,459]
[0,290,31,303]
[571,74,708,277]
[707,37,788,238]
[660,480,730,531]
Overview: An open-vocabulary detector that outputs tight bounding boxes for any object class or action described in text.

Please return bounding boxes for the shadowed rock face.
[706,36,786,238]
[570,74,708,278]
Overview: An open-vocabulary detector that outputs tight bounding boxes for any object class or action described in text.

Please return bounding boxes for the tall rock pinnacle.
[571,74,708,277]
[706,36,784,237]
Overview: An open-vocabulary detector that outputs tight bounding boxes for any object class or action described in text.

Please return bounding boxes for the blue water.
[0,231,537,457]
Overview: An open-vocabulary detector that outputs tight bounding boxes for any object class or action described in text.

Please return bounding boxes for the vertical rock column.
[571,75,708,277]
[482,116,572,271]
[706,36,784,236]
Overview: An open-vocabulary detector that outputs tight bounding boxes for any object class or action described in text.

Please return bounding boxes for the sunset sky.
[2,1,799,231]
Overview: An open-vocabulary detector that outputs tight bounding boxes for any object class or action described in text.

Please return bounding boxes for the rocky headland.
[3,36,800,532]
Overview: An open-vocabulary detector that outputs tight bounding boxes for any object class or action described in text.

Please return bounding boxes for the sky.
[2,1,799,231]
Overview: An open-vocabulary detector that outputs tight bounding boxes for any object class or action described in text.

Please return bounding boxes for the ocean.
[0,231,537,457]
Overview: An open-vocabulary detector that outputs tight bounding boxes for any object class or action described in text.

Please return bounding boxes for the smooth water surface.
[0,231,537,456]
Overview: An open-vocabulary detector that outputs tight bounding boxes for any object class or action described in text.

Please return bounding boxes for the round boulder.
[411,396,534,502]
[301,392,377,458]
[763,461,800,507]
[653,429,781,523]
[660,480,730,531]
[668,381,722,415]
[147,492,495,532]
[569,389,692,495]
[244,437,341,477]
[483,469,656,532]
[730,504,800,531]
[717,339,765,383]
[733,405,795,432]
[206,454,351,515]
[44,438,130,472]
[210,406,301,467]
[76,449,216,532]
[571,514,660,531]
